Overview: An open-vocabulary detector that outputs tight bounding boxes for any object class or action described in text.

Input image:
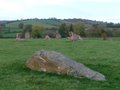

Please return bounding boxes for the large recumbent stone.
[26,50,106,81]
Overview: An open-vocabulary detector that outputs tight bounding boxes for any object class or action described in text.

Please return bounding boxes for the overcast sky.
[0,0,120,23]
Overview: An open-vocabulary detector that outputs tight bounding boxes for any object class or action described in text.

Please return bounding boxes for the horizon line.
[0,17,119,24]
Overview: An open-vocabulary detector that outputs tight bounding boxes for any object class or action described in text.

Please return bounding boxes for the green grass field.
[0,39,120,90]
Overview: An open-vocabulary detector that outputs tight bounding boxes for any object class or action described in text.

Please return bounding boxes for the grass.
[0,38,120,90]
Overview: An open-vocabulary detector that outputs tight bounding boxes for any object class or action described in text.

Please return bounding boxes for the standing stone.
[16,33,22,39]
[56,33,61,39]
[68,32,83,42]
[45,35,51,40]
[16,33,25,41]
[25,32,30,39]
[26,50,106,81]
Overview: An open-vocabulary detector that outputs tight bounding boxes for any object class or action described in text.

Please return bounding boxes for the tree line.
[1,22,120,38]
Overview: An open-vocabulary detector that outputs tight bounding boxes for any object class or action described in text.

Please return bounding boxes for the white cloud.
[0,0,75,7]
[24,0,74,6]
[0,0,119,12]
[79,0,120,3]
[0,0,120,23]
[0,0,24,13]
[0,0,75,13]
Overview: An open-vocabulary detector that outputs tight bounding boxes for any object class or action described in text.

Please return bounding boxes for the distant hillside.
[2,18,119,29]
[4,18,65,28]
[0,18,108,28]
[0,18,120,38]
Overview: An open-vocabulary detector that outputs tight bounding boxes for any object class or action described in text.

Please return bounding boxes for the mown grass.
[0,39,120,90]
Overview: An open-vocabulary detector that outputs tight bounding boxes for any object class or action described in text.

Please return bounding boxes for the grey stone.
[26,50,106,81]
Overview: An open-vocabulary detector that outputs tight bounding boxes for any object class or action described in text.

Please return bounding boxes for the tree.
[93,24,103,37]
[101,30,107,40]
[106,29,113,37]
[0,26,3,38]
[86,25,96,37]
[18,23,24,29]
[74,24,86,37]
[113,29,120,37]
[69,24,74,32]
[23,24,32,33]
[22,24,32,38]
[32,25,44,38]
[58,23,69,38]
[86,24,106,37]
